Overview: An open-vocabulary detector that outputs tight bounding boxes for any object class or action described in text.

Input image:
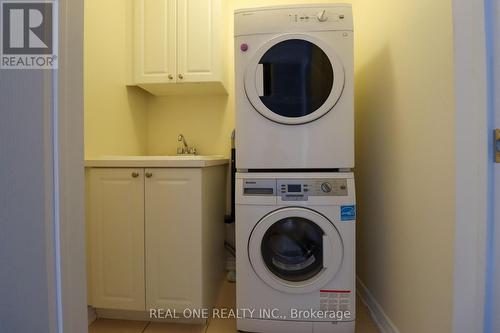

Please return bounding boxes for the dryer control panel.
[243,178,348,201]
[235,4,353,36]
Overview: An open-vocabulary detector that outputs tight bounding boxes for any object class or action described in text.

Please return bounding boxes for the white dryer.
[235,4,354,170]
[236,172,356,333]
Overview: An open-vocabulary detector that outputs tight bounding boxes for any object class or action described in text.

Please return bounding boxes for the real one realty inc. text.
[150,308,352,321]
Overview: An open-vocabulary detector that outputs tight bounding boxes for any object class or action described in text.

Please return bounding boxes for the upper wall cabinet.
[132,0,227,96]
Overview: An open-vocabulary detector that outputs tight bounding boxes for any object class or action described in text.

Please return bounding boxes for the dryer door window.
[244,34,346,125]
[258,40,333,119]
[261,217,324,282]
[248,207,343,294]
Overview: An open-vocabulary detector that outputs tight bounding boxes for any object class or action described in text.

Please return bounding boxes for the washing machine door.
[244,33,345,125]
[248,207,343,294]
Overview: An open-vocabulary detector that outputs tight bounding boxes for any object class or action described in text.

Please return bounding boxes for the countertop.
[85,155,229,168]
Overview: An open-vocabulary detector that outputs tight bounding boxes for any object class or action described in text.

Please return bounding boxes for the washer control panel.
[243,178,348,200]
[278,179,348,201]
[243,179,276,196]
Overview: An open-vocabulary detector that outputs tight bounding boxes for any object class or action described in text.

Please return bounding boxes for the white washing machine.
[236,172,356,333]
[235,4,354,170]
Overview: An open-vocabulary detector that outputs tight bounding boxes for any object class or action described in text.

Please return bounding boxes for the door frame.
[54,0,492,332]
[56,0,87,332]
[451,0,491,332]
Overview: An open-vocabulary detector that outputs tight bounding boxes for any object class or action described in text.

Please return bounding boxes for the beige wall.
[353,1,455,333]
[147,95,232,155]
[84,0,148,159]
[85,1,456,331]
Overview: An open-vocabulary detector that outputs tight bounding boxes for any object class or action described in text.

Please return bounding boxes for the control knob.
[317,10,328,22]
[321,182,332,193]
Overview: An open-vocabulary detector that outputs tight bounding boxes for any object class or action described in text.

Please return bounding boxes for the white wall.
[0,70,58,333]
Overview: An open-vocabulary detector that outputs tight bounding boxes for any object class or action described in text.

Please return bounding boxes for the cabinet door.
[87,168,145,310]
[177,0,222,82]
[134,0,177,83]
[145,168,202,310]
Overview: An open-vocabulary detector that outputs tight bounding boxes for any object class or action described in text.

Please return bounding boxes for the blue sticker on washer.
[341,205,356,221]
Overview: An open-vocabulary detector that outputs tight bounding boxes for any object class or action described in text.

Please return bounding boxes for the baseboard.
[95,308,206,325]
[356,277,400,333]
[87,306,97,325]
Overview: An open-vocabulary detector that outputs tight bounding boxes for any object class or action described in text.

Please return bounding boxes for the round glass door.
[248,207,343,294]
[261,217,324,282]
[244,34,345,125]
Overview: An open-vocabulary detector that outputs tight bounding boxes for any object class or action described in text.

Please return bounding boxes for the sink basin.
[102,155,225,160]
[85,155,229,168]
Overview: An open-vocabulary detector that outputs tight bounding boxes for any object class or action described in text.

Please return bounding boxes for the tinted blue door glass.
[259,39,334,118]
[261,217,324,282]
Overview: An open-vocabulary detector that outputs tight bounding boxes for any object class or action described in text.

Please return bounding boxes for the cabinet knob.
[145,172,153,178]
[168,74,173,80]
[178,74,184,79]
[132,172,139,178]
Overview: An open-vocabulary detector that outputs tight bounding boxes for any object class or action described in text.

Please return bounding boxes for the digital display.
[287,184,302,193]
[244,188,274,195]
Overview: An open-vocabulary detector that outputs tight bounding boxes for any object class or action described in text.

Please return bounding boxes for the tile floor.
[89,281,380,333]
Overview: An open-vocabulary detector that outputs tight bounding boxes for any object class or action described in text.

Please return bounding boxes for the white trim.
[95,308,206,324]
[44,47,60,333]
[452,0,490,332]
[87,307,97,326]
[57,0,87,332]
[52,54,63,333]
[356,277,400,333]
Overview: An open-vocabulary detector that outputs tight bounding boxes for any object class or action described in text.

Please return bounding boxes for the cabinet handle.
[132,172,139,178]
[495,129,500,163]
[178,74,184,79]
[145,172,153,178]
[168,74,173,80]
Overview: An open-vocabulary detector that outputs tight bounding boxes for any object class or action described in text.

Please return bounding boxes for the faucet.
[178,134,188,150]
[177,134,197,155]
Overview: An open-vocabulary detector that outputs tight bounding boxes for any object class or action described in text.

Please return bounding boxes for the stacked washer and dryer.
[234,4,355,333]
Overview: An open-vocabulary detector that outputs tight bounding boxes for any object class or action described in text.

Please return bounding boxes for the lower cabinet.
[86,166,227,314]
[145,168,202,311]
[86,168,145,310]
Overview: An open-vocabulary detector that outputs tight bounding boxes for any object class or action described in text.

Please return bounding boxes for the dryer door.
[248,207,343,294]
[244,34,345,125]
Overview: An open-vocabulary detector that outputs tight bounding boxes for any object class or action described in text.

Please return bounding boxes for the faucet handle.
[188,147,197,155]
